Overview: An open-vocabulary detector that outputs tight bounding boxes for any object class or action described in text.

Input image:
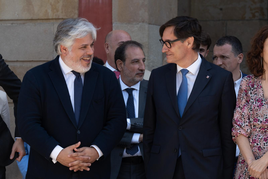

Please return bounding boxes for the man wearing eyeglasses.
[143,16,236,179]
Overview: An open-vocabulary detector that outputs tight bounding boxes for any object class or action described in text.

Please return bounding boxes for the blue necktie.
[72,71,83,124]
[125,88,139,155]
[177,69,188,157]
[178,69,189,117]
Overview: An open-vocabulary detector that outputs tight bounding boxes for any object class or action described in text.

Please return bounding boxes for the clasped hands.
[56,142,99,172]
[248,157,268,179]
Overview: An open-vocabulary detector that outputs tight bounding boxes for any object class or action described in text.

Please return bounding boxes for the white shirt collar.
[105,61,117,72]
[234,71,243,85]
[59,56,85,76]
[59,56,73,75]
[234,71,243,97]
[119,77,140,91]
[176,54,202,75]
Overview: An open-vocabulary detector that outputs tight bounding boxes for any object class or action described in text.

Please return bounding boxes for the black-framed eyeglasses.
[159,38,181,48]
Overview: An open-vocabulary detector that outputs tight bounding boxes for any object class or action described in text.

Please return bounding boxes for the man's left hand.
[10,138,26,161]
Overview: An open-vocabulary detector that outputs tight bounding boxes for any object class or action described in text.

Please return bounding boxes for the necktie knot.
[125,88,134,96]
[180,69,189,76]
[114,71,120,79]
[72,70,81,78]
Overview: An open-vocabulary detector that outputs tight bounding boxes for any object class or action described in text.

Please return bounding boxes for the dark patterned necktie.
[125,88,139,155]
[72,71,83,124]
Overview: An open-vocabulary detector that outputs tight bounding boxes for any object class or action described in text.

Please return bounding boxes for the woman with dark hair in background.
[232,25,268,179]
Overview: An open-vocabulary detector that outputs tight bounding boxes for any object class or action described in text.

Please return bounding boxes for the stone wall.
[0,0,78,178]
[112,0,178,71]
[180,0,268,74]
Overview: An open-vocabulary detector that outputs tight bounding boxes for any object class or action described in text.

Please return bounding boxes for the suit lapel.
[78,66,98,128]
[138,80,147,118]
[183,58,212,119]
[165,64,181,123]
[48,57,77,127]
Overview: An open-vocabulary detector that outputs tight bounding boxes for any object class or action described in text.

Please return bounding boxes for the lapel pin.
[206,75,210,79]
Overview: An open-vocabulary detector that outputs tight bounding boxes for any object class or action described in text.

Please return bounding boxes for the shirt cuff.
[15,137,22,140]
[131,133,140,143]
[126,118,131,130]
[50,145,63,164]
[90,145,103,160]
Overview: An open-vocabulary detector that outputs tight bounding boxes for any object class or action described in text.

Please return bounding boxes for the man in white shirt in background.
[110,40,148,179]
[212,35,247,165]
[104,30,151,80]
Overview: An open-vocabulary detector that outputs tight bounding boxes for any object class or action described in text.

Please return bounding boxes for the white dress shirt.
[0,90,10,130]
[234,71,243,98]
[105,61,117,72]
[50,56,103,163]
[119,78,142,157]
[176,54,202,98]
[234,71,243,157]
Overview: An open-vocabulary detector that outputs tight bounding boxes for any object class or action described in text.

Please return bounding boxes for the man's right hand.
[57,142,81,167]
[56,142,91,172]
[10,138,26,161]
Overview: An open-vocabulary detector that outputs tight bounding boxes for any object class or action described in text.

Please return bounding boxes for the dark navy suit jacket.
[17,56,126,179]
[143,57,236,179]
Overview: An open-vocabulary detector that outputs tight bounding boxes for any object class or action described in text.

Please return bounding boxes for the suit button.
[77,130,80,134]
[174,148,178,153]
[178,126,182,130]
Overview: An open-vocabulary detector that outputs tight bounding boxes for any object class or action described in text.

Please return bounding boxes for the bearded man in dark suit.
[17,18,126,179]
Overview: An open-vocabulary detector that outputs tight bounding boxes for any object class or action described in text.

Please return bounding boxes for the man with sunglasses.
[143,16,236,179]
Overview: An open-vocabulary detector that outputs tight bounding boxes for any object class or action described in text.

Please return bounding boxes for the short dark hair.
[247,25,268,77]
[200,32,212,50]
[215,36,243,56]
[114,40,144,71]
[159,16,202,52]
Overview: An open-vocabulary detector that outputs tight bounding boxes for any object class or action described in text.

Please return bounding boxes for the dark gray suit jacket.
[110,79,148,179]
